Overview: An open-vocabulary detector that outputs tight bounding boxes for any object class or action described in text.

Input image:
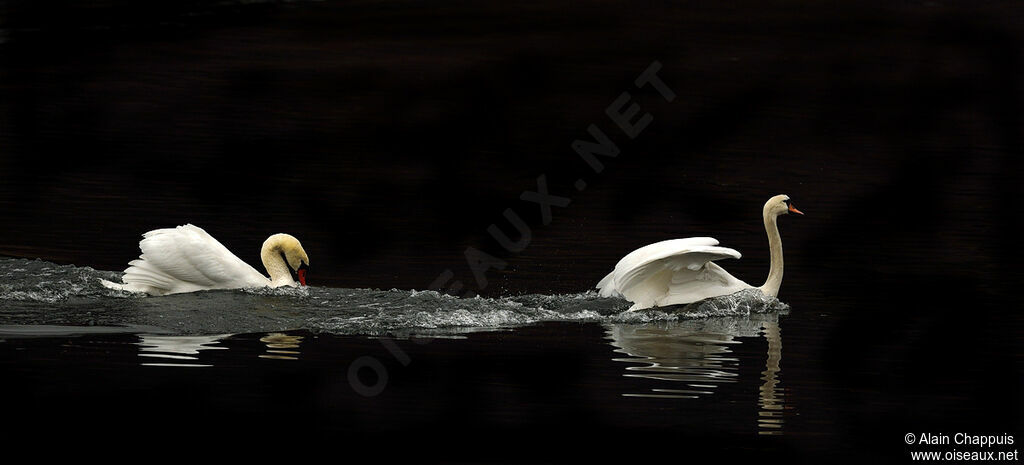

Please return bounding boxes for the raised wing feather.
[597,237,752,310]
[657,261,751,307]
[114,224,268,295]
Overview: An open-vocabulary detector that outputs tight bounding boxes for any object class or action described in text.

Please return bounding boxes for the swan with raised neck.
[758,194,802,297]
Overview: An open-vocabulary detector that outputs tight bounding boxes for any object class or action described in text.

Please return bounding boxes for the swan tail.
[99,278,124,291]
[99,277,152,295]
[596,271,620,297]
[118,255,178,295]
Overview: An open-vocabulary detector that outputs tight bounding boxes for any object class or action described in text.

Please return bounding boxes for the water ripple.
[0,257,789,336]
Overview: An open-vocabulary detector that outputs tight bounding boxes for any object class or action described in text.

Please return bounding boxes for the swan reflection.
[136,334,230,367]
[607,313,785,434]
[758,320,784,435]
[134,332,305,364]
[259,332,304,360]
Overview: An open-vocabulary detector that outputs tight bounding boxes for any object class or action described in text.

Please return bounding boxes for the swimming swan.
[597,194,801,310]
[101,224,309,296]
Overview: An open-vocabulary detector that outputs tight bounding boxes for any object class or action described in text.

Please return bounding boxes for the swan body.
[101,224,309,296]
[597,195,801,310]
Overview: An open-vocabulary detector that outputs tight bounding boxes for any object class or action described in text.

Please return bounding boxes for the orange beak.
[297,268,307,286]
[788,203,804,215]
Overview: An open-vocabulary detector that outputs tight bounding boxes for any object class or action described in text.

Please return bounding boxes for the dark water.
[0,257,796,455]
[1,0,1022,462]
[0,256,803,460]
[0,256,1017,462]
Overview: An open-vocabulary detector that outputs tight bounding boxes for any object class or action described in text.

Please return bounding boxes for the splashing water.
[0,257,789,336]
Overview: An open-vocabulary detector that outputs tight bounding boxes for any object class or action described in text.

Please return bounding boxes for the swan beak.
[297,263,309,286]
[788,203,804,215]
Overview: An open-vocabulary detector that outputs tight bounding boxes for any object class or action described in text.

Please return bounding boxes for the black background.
[1,0,1021,461]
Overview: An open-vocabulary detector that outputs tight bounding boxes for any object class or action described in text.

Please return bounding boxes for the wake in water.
[0,257,789,336]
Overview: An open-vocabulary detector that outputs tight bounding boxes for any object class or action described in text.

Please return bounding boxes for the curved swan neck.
[759,211,784,297]
[260,242,296,286]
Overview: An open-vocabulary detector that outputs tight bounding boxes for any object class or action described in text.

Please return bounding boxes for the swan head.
[261,233,310,286]
[764,194,803,218]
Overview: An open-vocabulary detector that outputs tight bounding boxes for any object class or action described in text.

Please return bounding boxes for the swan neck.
[260,241,295,286]
[759,212,784,297]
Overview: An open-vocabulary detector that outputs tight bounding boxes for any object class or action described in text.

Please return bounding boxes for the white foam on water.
[0,258,790,336]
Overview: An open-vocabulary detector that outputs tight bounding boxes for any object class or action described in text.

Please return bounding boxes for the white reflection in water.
[136,334,231,368]
[758,320,784,435]
[607,314,785,434]
[259,333,304,360]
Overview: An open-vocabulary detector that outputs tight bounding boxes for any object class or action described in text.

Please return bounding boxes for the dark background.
[1,0,1021,460]
[2,0,1020,297]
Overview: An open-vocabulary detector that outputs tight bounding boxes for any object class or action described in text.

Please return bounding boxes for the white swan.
[101,224,310,296]
[597,194,801,310]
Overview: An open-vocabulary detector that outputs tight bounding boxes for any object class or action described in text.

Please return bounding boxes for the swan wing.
[597,237,727,295]
[117,224,268,295]
[597,237,751,310]
[656,261,752,308]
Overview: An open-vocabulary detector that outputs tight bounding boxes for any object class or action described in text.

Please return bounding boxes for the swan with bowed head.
[102,224,309,296]
[597,194,802,310]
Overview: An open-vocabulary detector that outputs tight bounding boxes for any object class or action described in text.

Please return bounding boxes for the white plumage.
[597,237,751,310]
[101,224,309,296]
[597,195,801,310]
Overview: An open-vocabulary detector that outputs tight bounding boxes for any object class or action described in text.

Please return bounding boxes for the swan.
[597,194,801,310]
[101,224,310,296]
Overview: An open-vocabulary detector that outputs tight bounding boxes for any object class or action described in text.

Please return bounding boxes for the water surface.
[0,257,808,459]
